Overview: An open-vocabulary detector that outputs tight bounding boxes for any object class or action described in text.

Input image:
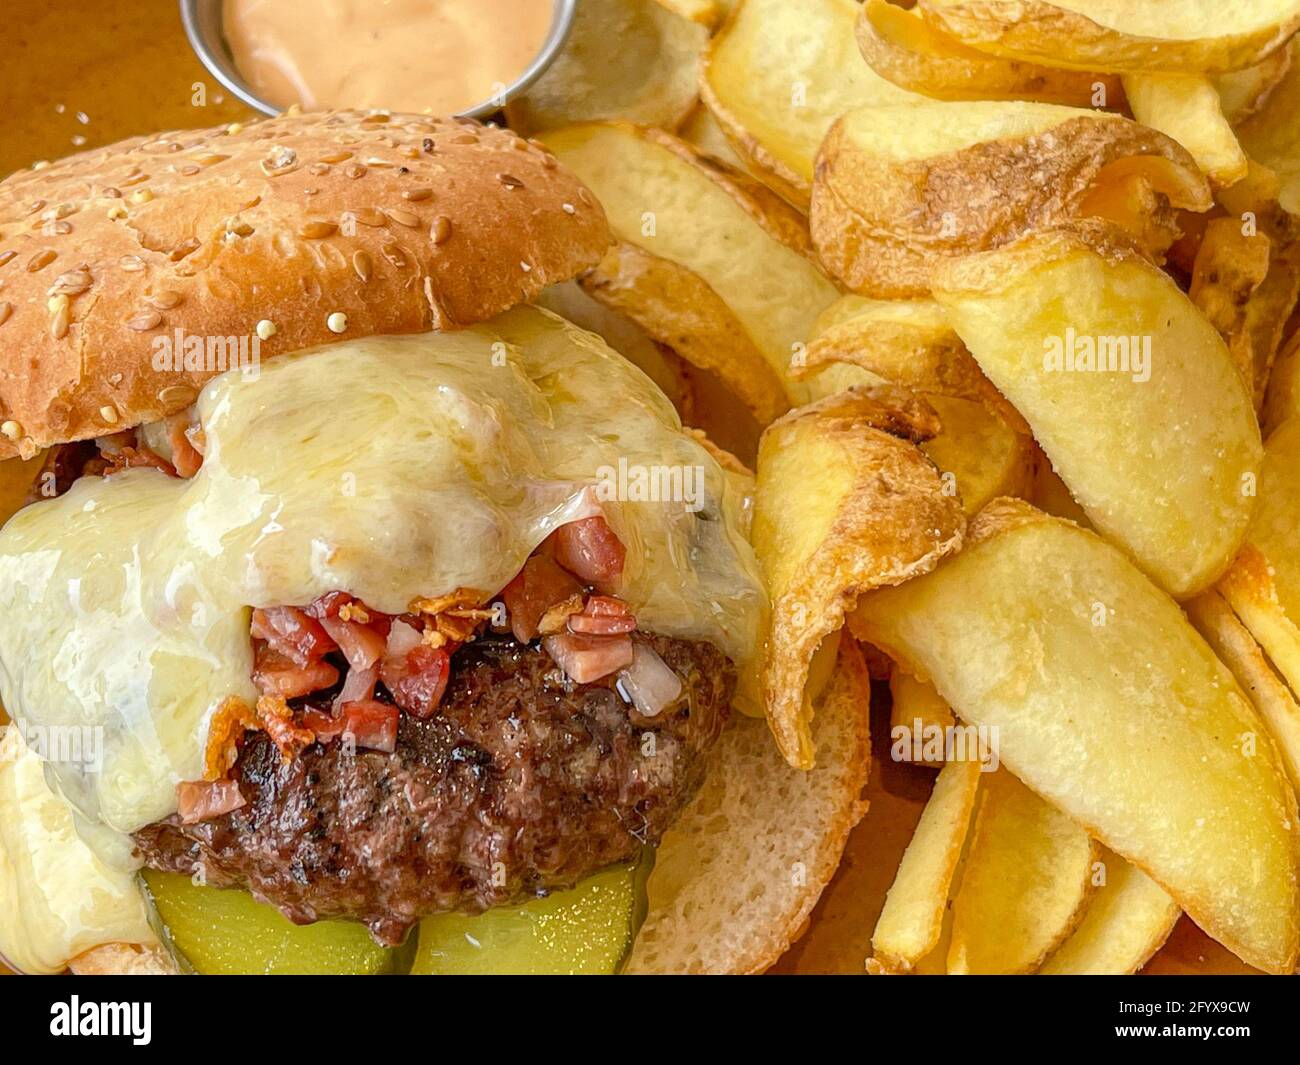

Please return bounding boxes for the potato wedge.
[889,670,956,763]
[917,0,1300,75]
[1188,216,1273,387]
[799,295,1021,424]
[933,223,1261,597]
[856,0,1122,107]
[811,101,1211,297]
[753,387,965,768]
[1186,591,1300,796]
[852,499,1300,974]
[542,122,839,414]
[1236,38,1300,216]
[507,0,706,134]
[1123,73,1249,186]
[1039,849,1180,975]
[948,770,1097,974]
[871,758,981,971]
[1219,418,1300,706]
[1264,327,1300,435]
[1215,45,1295,125]
[700,0,923,205]
[579,242,791,425]
[921,395,1036,518]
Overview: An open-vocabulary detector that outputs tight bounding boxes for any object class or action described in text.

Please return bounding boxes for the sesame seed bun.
[0,110,611,459]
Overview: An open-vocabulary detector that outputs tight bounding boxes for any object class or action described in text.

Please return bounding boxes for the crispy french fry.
[700,0,923,205]
[1123,73,1248,186]
[871,757,981,971]
[1263,327,1300,435]
[920,395,1036,518]
[917,0,1300,75]
[1039,849,1180,975]
[753,387,965,768]
[507,0,706,133]
[1219,418,1300,705]
[853,499,1300,974]
[1215,44,1295,124]
[811,101,1210,297]
[1186,590,1300,796]
[948,770,1097,974]
[934,223,1261,597]
[1188,216,1272,388]
[856,0,1122,107]
[1235,37,1300,217]
[889,670,956,764]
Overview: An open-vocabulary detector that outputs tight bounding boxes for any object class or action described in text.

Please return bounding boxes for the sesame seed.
[520,261,532,273]
[402,187,433,201]
[430,215,452,244]
[0,421,19,440]
[0,251,15,268]
[226,122,244,135]
[27,249,57,272]
[145,289,182,309]
[127,311,162,331]
[299,220,338,239]
[561,202,575,214]
[352,250,373,282]
[130,188,153,204]
[385,207,420,228]
[0,303,11,325]
[99,405,118,424]
[255,319,277,340]
[327,312,348,333]
[107,204,127,220]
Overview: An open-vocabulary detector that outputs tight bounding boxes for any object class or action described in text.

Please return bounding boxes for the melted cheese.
[0,727,158,974]
[0,306,765,846]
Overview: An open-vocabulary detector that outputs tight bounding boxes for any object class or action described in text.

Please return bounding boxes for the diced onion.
[616,643,682,718]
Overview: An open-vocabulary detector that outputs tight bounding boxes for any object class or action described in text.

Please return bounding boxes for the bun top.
[0,110,610,458]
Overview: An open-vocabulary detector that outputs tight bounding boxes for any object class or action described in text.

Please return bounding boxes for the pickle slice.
[141,870,407,975]
[411,859,651,975]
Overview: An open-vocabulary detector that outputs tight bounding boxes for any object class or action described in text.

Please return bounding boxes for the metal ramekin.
[179,0,577,119]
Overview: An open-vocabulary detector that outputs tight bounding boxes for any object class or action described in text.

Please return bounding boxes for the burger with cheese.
[0,110,869,976]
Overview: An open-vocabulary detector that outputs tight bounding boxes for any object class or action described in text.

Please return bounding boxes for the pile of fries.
[507,0,1300,975]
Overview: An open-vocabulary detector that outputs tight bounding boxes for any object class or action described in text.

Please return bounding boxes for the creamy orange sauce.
[224,0,555,114]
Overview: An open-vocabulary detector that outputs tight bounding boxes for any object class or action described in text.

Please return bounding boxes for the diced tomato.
[543,632,634,684]
[177,779,245,824]
[301,707,346,742]
[338,699,400,753]
[334,664,379,710]
[251,606,336,667]
[552,516,626,586]
[305,591,357,620]
[380,643,451,718]
[252,646,339,699]
[500,553,584,642]
[166,414,204,478]
[319,616,387,672]
[567,595,637,636]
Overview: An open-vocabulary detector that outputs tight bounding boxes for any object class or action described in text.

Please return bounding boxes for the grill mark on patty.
[134,632,733,945]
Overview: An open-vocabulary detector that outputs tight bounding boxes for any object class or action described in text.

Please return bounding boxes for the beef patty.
[134,633,733,945]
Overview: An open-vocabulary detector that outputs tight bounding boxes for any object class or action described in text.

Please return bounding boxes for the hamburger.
[0,110,870,976]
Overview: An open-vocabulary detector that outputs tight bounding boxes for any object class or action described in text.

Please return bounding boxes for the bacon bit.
[338,601,370,623]
[538,593,585,636]
[334,663,378,710]
[166,414,204,478]
[568,595,637,636]
[256,695,316,761]
[178,779,246,824]
[501,554,583,642]
[380,643,451,718]
[203,696,257,780]
[319,615,387,671]
[102,446,177,478]
[251,606,336,667]
[552,516,625,586]
[252,645,340,699]
[338,698,399,752]
[543,632,634,684]
[408,588,485,616]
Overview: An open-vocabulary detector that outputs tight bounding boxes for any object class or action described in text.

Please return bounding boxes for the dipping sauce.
[223,0,554,114]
